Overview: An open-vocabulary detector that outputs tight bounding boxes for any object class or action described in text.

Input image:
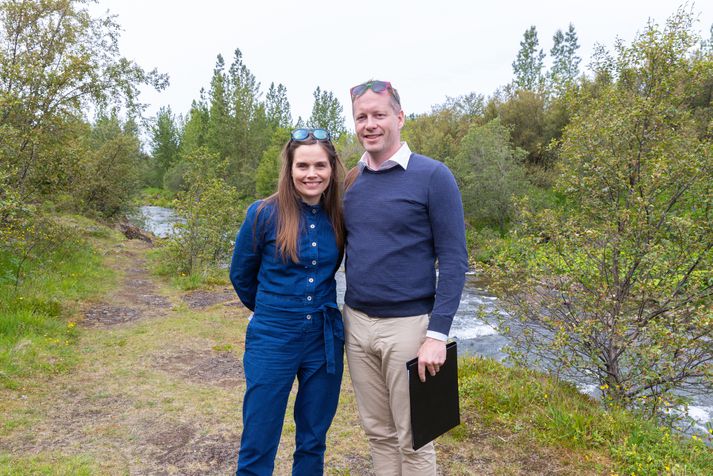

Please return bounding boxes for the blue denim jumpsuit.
[229,199,344,476]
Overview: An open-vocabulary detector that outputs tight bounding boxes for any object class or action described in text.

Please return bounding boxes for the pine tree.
[549,24,581,95]
[265,82,293,129]
[150,106,180,184]
[512,26,545,91]
[226,48,270,197]
[206,55,231,161]
[307,87,346,140]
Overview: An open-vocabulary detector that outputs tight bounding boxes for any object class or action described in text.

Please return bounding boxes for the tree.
[166,147,243,275]
[225,49,271,198]
[401,105,472,165]
[149,106,180,186]
[512,26,545,91]
[265,82,292,129]
[493,90,547,164]
[76,113,143,218]
[205,54,231,162]
[165,97,209,192]
[492,9,713,416]
[307,86,346,140]
[446,119,528,233]
[255,127,290,197]
[0,0,167,203]
[439,92,486,118]
[335,133,366,170]
[549,24,581,95]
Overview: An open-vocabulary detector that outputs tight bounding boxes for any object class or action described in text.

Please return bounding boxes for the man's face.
[352,90,404,166]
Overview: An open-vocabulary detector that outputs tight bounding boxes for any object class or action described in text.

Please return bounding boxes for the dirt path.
[1,240,253,474]
[0,239,384,475]
[0,238,594,475]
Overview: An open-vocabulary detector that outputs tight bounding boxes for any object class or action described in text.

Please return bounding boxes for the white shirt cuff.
[426,330,448,341]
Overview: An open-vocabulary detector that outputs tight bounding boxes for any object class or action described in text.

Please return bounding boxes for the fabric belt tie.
[318,302,344,374]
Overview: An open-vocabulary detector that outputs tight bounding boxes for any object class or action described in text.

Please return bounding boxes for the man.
[343,80,468,475]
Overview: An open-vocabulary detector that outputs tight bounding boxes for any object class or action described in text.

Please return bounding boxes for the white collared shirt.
[358,142,412,171]
[357,142,448,343]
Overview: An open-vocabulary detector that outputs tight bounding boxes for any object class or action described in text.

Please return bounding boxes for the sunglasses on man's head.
[350,80,401,106]
[291,128,331,142]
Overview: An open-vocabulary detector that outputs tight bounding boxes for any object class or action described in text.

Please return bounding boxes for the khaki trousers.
[343,305,437,476]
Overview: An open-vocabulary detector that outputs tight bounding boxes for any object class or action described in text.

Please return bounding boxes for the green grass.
[147,245,230,290]
[0,453,99,476]
[2,212,710,474]
[459,356,713,475]
[0,216,117,388]
[136,187,175,208]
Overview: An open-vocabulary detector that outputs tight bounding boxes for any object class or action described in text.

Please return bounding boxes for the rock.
[118,222,153,243]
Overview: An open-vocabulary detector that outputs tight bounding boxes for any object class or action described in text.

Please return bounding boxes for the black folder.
[406,341,460,450]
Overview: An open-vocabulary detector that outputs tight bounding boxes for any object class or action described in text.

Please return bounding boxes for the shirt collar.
[300,200,321,212]
[358,142,412,171]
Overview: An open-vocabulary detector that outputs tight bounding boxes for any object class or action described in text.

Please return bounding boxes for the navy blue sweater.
[343,154,468,335]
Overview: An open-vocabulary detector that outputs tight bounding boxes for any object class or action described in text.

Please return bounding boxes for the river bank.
[0,230,596,474]
[2,216,711,474]
[136,205,713,434]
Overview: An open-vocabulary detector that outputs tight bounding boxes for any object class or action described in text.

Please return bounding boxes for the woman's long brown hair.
[257,137,345,263]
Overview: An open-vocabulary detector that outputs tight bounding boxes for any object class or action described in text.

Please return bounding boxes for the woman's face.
[291,143,332,205]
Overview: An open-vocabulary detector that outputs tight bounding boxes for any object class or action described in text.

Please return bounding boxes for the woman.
[229,128,345,475]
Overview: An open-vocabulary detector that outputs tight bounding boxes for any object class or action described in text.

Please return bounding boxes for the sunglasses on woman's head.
[291,128,331,142]
[349,80,401,106]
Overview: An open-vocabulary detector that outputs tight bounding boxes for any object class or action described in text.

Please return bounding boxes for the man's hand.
[416,337,447,383]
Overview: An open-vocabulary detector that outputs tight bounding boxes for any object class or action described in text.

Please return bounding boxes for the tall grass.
[459,356,713,475]
[0,215,116,388]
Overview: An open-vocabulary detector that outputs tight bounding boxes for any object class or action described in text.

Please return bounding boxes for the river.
[135,205,712,433]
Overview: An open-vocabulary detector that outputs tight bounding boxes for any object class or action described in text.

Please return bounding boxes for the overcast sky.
[92,1,712,128]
